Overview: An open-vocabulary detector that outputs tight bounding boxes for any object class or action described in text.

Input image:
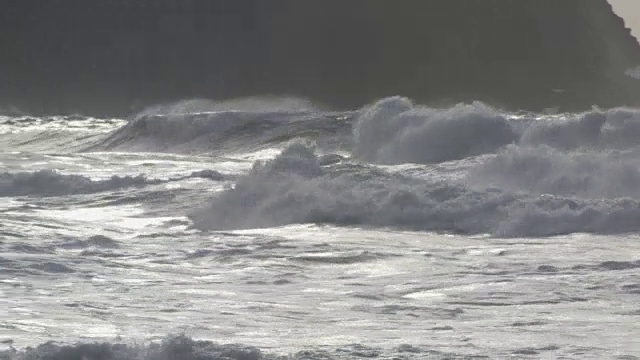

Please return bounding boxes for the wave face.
[2,0,639,116]
[89,99,353,154]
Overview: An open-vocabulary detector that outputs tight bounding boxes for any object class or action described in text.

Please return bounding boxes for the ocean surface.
[1,97,639,359]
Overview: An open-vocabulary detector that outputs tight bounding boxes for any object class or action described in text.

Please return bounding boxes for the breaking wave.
[520,107,640,150]
[0,169,226,197]
[467,145,640,199]
[352,97,640,165]
[88,97,353,154]
[83,96,640,161]
[132,97,320,118]
[189,143,640,237]
[91,111,352,154]
[1,336,262,360]
[0,334,472,360]
[353,97,517,164]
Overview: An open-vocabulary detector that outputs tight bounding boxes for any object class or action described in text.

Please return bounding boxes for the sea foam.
[190,143,640,237]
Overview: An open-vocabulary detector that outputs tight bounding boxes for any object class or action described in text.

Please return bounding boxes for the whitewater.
[1,97,639,359]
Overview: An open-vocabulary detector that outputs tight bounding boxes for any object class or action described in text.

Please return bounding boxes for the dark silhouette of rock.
[1,0,639,116]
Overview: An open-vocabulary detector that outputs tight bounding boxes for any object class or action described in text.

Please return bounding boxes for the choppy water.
[1,97,640,359]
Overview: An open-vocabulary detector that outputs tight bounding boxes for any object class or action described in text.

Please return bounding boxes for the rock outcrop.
[1,0,639,115]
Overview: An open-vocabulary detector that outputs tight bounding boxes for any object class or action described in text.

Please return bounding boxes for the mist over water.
[626,66,640,79]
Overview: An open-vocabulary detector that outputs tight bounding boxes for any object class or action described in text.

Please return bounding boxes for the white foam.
[467,145,640,199]
[190,143,640,237]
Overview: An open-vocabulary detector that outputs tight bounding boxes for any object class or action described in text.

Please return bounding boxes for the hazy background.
[610,0,640,41]
[2,0,639,116]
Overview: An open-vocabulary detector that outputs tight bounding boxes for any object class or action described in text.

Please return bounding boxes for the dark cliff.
[2,0,640,116]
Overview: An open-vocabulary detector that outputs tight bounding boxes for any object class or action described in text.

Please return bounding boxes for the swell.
[89,97,640,158]
[87,102,354,154]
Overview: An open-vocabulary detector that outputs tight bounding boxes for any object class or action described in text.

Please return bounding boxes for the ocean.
[1,97,640,359]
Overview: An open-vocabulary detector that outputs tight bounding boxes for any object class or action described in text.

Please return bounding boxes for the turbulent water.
[1,97,640,359]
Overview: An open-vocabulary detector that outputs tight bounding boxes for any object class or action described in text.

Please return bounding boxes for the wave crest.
[353,97,517,164]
